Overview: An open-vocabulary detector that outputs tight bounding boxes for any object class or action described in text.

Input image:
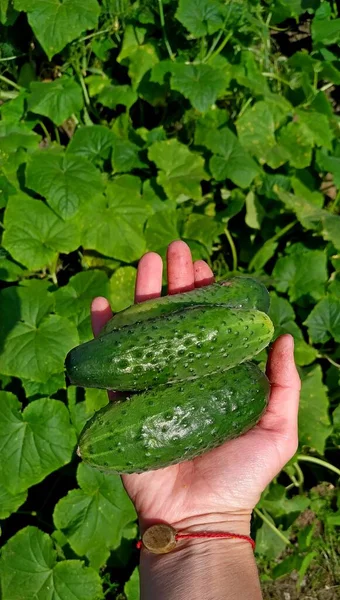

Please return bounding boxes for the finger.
[91,296,113,337]
[167,240,195,294]
[135,252,163,303]
[260,334,301,439]
[193,260,215,288]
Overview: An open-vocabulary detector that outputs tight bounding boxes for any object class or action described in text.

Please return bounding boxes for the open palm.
[91,241,301,534]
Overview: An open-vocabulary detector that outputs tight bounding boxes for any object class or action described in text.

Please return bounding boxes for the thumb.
[260,334,301,453]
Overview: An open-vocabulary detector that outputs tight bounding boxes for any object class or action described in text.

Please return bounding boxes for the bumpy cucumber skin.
[66,307,274,391]
[78,362,270,473]
[99,276,270,336]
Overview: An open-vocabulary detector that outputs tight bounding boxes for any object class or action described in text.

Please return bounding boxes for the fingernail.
[287,334,295,349]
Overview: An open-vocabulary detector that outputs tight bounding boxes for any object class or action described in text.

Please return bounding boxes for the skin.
[91,240,301,600]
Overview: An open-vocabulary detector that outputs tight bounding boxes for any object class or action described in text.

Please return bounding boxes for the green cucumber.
[99,276,270,336]
[78,362,270,473]
[66,306,274,391]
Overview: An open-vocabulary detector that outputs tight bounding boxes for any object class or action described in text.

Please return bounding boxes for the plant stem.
[77,70,90,106]
[78,27,113,43]
[294,462,305,493]
[262,72,291,87]
[297,455,340,477]
[204,30,224,62]
[39,120,51,141]
[254,508,291,545]
[54,126,61,145]
[0,54,27,62]
[0,73,22,91]
[158,0,175,60]
[248,220,297,272]
[208,31,232,62]
[224,227,238,272]
[318,354,340,369]
[0,90,18,99]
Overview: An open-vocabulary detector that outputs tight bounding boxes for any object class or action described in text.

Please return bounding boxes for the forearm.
[139,516,262,600]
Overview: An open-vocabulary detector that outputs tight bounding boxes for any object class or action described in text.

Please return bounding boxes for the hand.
[91,241,301,536]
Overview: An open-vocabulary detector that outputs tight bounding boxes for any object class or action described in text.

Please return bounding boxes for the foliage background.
[0,0,340,598]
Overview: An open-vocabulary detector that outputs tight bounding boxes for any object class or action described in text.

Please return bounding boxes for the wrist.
[138,510,253,555]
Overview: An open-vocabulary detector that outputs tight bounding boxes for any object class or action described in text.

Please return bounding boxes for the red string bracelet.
[136,523,255,554]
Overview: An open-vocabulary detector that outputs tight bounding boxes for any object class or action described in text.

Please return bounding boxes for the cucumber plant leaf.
[299,365,332,454]
[0,280,79,382]
[109,266,137,312]
[55,270,110,342]
[13,0,101,60]
[0,483,27,520]
[272,243,328,303]
[26,150,104,220]
[148,139,208,202]
[0,392,76,494]
[206,128,260,188]
[170,63,229,112]
[80,182,149,262]
[0,526,103,600]
[27,78,83,126]
[67,125,115,162]
[175,0,226,36]
[53,463,136,569]
[304,295,340,344]
[3,193,81,270]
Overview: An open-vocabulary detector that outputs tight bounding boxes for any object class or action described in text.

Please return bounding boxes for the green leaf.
[26,150,104,219]
[127,44,159,89]
[0,247,27,282]
[0,392,76,494]
[312,11,340,46]
[0,526,103,600]
[98,84,138,109]
[175,0,225,37]
[3,192,80,270]
[260,484,309,518]
[80,183,149,262]
[276,122,312,168]
[255,513,289,559]
[0,483,27,520]
[170,63,228,112]
[148,139,207,202]
[55,270,110,343]
[124,568,140,600]
[111,137,146,172]
[0,280,79,382]
[183,213,223,254]
[206,128,260,188]
[53,463,136,569]
[299,365,332,454]
[269,292,317,366]
[145,209,180,253]
[0,122,40,153]
[295,109,333,150]
[109,266,137,312]
[236,101,277,165]
[67,125,114,162]
[272,243,327,303]
[304,295,340,344]
[22,373,66,399]
[275,187,340,250]
[27,78,83,126]
[14,0,100,60]
[316,147,340,188]
[85,388,108,414]
[245,191,264,229]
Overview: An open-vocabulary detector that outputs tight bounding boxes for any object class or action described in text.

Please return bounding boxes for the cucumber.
[99,276,270,336]
[78,362,270,473]
[66,306,274,391]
